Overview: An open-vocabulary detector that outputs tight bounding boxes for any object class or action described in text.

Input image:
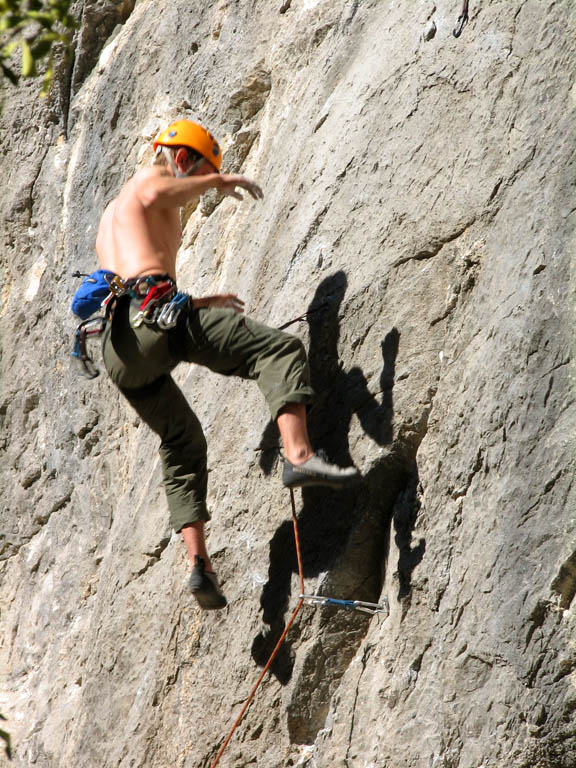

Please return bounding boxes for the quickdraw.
[71,316,107,379]
[130,278,177,328]
[301,594,389,616]
[156,291,190,329]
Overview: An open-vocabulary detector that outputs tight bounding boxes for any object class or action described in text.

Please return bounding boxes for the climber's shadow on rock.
[393,464,426,601]
[251,271,401,683]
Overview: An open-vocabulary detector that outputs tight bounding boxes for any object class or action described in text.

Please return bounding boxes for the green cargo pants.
[101,296,313,532]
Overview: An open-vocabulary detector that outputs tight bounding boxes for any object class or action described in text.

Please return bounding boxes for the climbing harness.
[205,488,388,768]
[301,594,389,616]
[453,0,469,37]
[116,274,191,329]
[70,272,192,378]
[70,264,329,381]
[102,273,184,328]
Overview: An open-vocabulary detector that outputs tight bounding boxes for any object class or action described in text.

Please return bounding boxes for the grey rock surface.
[1,1,575,767]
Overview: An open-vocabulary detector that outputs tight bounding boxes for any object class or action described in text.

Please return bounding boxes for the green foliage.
[0,0,76,95]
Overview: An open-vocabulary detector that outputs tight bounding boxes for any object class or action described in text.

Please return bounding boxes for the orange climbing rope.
[209,489,304,768]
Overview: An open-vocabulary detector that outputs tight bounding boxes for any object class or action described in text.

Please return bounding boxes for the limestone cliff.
[1,1,575,767]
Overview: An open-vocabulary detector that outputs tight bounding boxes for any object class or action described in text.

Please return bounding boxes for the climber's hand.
[218,174,264,202]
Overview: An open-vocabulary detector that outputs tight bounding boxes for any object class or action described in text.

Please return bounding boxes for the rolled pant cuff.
[171,502,211,533]
[269,389,314,422]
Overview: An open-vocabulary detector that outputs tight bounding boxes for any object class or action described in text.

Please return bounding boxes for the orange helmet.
[153,120,222,171]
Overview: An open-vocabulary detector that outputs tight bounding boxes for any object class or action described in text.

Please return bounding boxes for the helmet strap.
[161,146,181,177]
[160,146,205,178]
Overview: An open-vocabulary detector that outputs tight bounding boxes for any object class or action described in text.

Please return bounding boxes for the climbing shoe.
[189,556,227,610]
[282,452,361,489]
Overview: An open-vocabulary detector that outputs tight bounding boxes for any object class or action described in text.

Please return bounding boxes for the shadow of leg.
[251,519,297,683]
[394,462,426,600]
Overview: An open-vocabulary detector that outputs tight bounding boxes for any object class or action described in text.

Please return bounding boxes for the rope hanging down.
[209,489,304,768]
[208,490,388,767]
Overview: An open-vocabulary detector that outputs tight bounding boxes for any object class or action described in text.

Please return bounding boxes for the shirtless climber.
[96,119,359,609]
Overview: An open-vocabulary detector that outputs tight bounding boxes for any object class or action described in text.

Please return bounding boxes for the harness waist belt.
[124,273,175,297]
[117,275,193,330]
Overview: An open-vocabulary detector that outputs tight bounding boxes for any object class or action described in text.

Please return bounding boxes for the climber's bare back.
[96,167,181,280]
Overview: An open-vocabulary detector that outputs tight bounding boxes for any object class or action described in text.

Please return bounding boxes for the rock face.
[1,1,575,766]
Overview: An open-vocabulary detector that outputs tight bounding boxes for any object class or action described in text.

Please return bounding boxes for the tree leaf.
[0,12,21,30]
[25,10,56,29]
[21,39,36,77]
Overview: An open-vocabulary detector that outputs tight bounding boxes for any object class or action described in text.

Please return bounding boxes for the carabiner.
[71,317,106,379]
[156,292,189,330]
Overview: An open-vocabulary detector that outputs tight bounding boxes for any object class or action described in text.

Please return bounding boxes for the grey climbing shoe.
[282,452,361,489]
[189,556,227,610]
